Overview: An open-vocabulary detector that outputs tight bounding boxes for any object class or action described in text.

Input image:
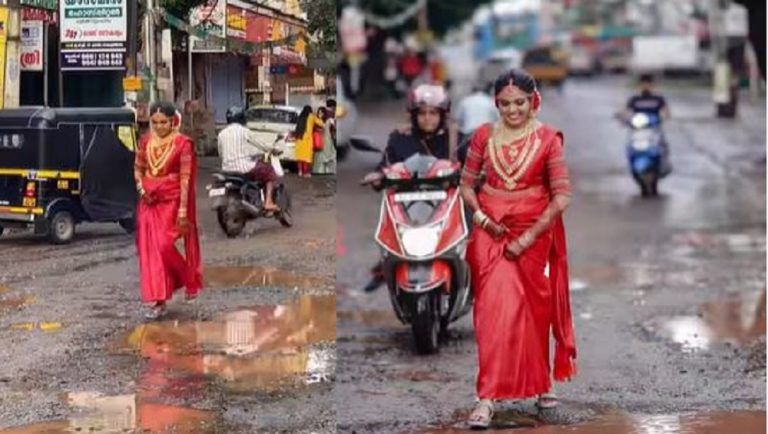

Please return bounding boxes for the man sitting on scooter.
[218,106,280,211]
[620,74,672,175]
[361,84,453,292]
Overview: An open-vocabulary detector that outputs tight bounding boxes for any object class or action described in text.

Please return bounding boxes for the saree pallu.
[137,173,202,303]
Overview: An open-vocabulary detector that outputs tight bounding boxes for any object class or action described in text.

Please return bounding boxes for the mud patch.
[0,391,216,433]
[0,296,35,311]
[337,309,401,328]
[203,265,332,290]
[643,290,765,352]
[386,369,454,383]
[122,295,336,393]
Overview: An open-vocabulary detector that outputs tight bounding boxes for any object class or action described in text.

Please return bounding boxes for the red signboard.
[227,6,272,43]
[22,7,56,24]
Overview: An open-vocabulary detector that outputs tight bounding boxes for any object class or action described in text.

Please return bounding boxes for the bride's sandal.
[537,392,558,409]
[467,400,494,429]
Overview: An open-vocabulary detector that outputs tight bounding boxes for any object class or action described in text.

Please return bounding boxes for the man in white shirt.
[218,106,280,211]
[455,83,499,164]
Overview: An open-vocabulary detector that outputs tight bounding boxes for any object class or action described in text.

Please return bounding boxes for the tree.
[139,0,209,20]
[301,0,336,55]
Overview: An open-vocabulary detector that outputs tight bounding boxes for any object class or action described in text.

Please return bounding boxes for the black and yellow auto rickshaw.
[0,107,138,243]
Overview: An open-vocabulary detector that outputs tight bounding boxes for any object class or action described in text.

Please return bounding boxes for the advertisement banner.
[226,5,246,40]
[20,20,43,71]
[59,0,127,70]
[4,41,20,107]
[22,7,57,24]
[190,0,227,53]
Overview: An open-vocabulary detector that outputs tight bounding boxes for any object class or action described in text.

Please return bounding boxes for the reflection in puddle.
[645,290,766,352]
[673,232,766,254]
[203,265,331,290]
[9,321,62,332]
[0,392,216,434]
[421,410,765,433]
[125,295,336,392]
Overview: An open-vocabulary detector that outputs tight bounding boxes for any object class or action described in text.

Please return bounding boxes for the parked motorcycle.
[207,154,292,237]
[354,139,472,354]
[622,112,666,197]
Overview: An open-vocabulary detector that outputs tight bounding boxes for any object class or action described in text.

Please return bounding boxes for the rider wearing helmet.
[380,84,452,168]
[218,106,281,211]
[362,84,454,292]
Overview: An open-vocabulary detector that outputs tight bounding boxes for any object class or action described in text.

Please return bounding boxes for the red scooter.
[356,140,472,354]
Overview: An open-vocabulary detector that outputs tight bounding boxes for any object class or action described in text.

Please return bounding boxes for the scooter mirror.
[350,136,382,153]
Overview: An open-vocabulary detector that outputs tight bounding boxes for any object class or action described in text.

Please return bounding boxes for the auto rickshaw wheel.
[48,210,75,244]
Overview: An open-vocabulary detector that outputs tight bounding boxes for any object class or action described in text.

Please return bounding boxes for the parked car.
[522,46,568,87]
[244,105,299,162]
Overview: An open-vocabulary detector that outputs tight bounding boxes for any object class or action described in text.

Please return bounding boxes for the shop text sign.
[190,0,226,52]
[60,0,126,70]
[21,20,44,71]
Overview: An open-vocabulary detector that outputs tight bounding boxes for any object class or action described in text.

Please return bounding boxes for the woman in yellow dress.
[294,105,324,177]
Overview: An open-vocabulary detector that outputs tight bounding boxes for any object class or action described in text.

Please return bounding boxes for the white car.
[244,105,299,161]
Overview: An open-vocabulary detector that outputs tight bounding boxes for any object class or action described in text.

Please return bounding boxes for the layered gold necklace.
[147,133,177,177]
[487,119,541,190]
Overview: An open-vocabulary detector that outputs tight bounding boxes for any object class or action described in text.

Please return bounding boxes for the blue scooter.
[623,112,667,197]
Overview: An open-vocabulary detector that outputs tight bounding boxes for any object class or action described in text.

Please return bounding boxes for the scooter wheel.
[217,207,245,237]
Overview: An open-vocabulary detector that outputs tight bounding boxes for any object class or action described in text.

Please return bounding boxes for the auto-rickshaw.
[0,107,138,243]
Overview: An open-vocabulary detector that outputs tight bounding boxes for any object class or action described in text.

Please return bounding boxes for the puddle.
[0,392,216,433]
[9,321,62,332]
[644,290,765,352]
[673,232,766,254]
[203,265,331,290]
[337,309,401,328]
[570,264,658,289]
[123,294,336,392]
[420,410,765,433]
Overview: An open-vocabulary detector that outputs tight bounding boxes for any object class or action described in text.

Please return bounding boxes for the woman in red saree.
[134,102,203,319]
[460,69,577,428]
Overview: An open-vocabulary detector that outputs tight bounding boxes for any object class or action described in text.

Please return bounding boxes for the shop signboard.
[59,0,127,70]
[20,20,43,71]
[190,0,227,52]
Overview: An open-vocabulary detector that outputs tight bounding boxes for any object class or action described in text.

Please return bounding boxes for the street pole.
[43,24,48,107]
[4,0,20,109]
[146,0,158,103]
[188,35,193,101]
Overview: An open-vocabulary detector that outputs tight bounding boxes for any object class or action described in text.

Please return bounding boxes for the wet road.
[0,161,337,432]
[335,76,766,432]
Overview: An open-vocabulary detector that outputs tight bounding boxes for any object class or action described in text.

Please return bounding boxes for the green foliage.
[338,0,494,36]
[301,0,336,54]
[139,0,209,20]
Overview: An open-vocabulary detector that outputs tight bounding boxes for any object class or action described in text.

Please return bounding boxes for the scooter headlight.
[400,224,442,257]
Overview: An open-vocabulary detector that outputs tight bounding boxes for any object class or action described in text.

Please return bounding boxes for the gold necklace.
[147,133,177,176]
[487,120,542,189]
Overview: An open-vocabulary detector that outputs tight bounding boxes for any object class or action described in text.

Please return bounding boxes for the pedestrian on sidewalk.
[134,101,203,319]
[460,69,577,429]
[312,107,337,175]
[294,105,324,177]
